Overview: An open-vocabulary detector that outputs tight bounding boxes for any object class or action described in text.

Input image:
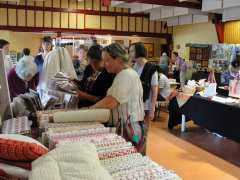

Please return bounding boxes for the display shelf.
[189,46,210,68]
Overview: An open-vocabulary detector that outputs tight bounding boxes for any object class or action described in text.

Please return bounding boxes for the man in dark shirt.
[75,44,115,107]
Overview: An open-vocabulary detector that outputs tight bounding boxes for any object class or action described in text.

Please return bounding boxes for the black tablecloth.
[168,95,240,142]
[192,71,221,85]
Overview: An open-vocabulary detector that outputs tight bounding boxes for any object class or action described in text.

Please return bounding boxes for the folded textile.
[0,163,30,179]
[43,122,181,180]
[2,116,31,135]
[53,109,110,123]
[29,142,113,180]
[0,159,31,170]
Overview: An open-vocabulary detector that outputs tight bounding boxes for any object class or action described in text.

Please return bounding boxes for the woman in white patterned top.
[90,43,145,153]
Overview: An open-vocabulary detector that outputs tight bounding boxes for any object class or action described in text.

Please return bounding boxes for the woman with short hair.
[8,56,39,100]
[90,43,145,153]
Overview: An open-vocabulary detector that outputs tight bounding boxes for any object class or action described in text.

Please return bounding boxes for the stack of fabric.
[45,122,181,180]
[11,91,43,118]
[0,134,48,179]
[50,72,78,95]
[42,72,79,109]
[2,116,32,135]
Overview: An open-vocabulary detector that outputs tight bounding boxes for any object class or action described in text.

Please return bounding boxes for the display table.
[169,95,240,142]
[192,71,221,85]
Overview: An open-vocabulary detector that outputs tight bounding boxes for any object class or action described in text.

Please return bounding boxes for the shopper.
[73,45,88,80]
[22,48,31,56]
[172,52,187,87]
[0,39,12,73]
[129,42,158,155]
[90,43,145,153]
[75,44,115,108]
[159,52,169,76]
[130,42,158,120]
[34,36,52,73]
[7,55,39,100]
[158,71,171,101]
[77,45,88,66]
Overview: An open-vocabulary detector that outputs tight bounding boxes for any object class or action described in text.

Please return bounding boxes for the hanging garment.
[38,47,77,91]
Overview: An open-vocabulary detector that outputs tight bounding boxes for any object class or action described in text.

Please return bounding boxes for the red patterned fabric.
[0,159,31,170]
[0,169,7,176]
[0,138,48,161]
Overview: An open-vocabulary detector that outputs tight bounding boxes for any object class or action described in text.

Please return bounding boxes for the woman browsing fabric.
[75,44,115,108]
[8,56,39,100]
[90,43,145,153]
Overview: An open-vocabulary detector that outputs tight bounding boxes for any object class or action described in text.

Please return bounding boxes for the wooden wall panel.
[149,21,155,33]
[77,1,84,9]
[36,11,43,27]
[156,21,161,33]
[136,17,142,32]
[53,0,61,8]
[109,6,115,12]
[117,16,121,31]
[69,13,76,29]
[77,14,84,29]
[85,0,92,10]
[44,0,52,7]
[0,1,172,38]
[69,0,77,9]
[143,18,148,33]
[7,1,16,5]
[35,1,43,7]
[116,7,122,12]
[8,9,16,26]
[61,12,69,28]
[85,15,100,29]
[62,0,69,8]
[44,11,52,28]
[167,26,173,34]
[27,1,34,6]
[101,3,107,11]
[0,8,7,26]
[122,16,128,32]
[27,10,35,27]
[162,22,168,33]
[224,21,240,44]
[93,0,100,11]
[53,12,60,28]
[19,0,25,6]
[18,10,25,26]
[101,16,115,30]
[129,17,135,32]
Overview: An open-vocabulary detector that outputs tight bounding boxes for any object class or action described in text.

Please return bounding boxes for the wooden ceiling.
[111,0,202,9]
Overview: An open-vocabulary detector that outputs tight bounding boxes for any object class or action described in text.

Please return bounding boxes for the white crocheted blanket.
[29,142,113,180]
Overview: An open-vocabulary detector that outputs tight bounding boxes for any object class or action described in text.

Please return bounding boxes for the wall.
[0,31,43,55]
[0,30,165,57]
[224,21,240,44]
[173,22,218,59]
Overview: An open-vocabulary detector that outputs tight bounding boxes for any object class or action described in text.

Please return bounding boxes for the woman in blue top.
[34,36,52,73]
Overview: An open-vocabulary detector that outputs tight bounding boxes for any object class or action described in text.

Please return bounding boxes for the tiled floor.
[147,111,240,180]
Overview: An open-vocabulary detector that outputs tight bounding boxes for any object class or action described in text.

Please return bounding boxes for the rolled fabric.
[53,109,110,123]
